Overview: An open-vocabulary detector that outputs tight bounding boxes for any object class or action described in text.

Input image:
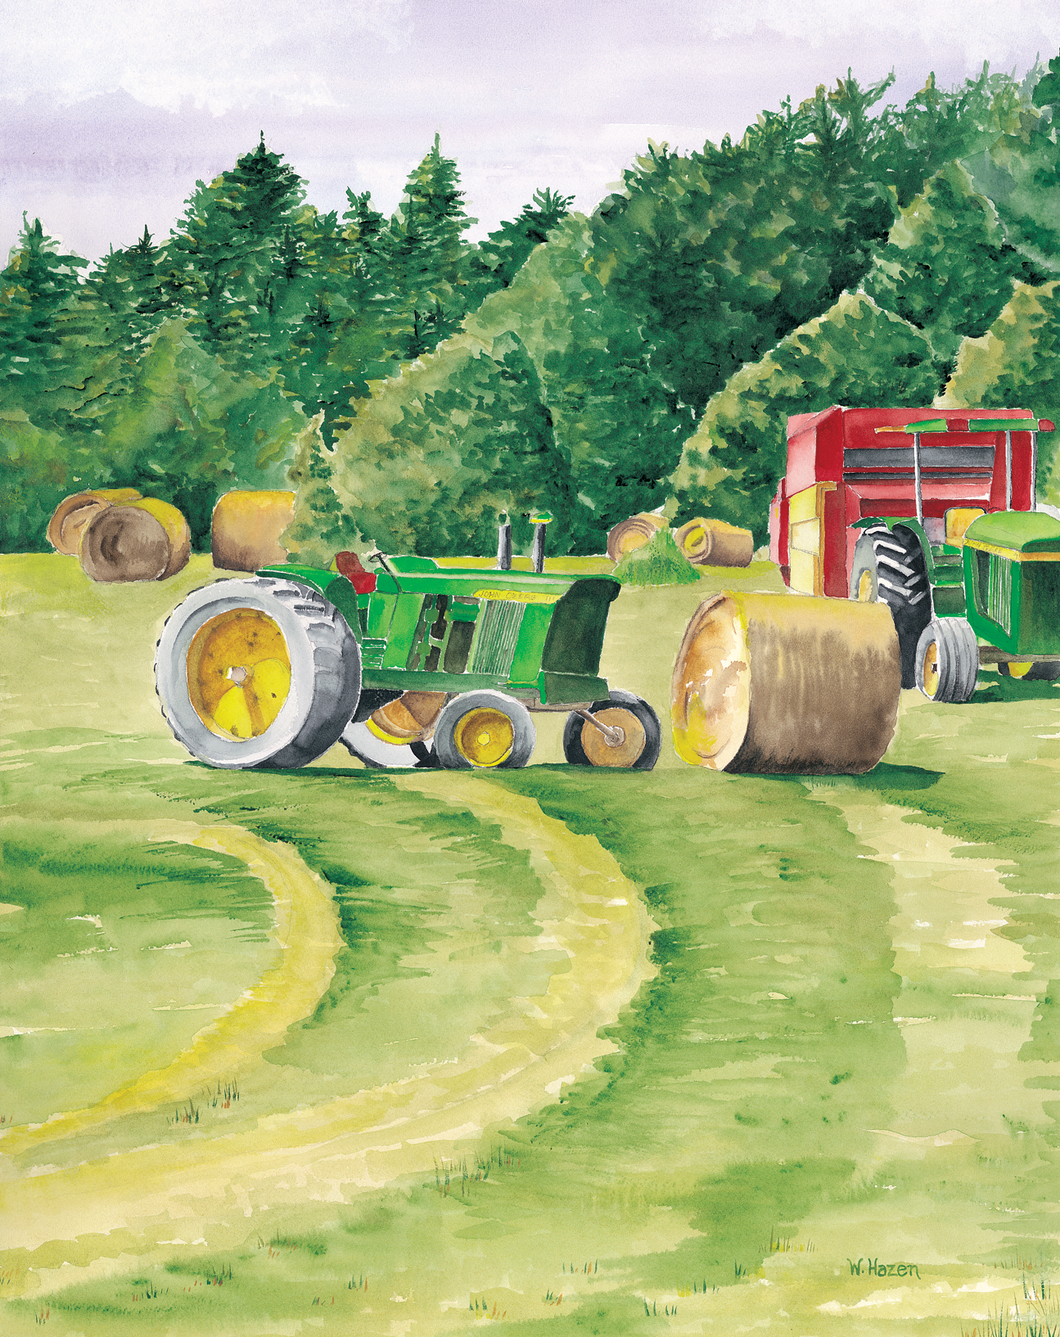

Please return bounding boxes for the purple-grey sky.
[2,0,1059,264]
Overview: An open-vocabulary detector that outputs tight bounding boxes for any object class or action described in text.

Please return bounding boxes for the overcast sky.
[2,0,1059,264]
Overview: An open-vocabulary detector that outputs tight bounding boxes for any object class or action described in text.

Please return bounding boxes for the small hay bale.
[46,488,142,555]
[674,517,754,568]
[79,498,190,582]
[212,490,296,571]
[605,512,668,562]
[613,525,700,587]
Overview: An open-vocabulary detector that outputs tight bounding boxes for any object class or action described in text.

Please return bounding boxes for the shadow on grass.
[971,676,1060,704]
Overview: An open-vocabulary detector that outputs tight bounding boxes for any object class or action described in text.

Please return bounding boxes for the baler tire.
[432,691,536,770]
[998,661,1060,682]
[563,690,661,770]
[340,720,437,769]
[850,524,932,689]
[155,577,362,769]
[915,617,979,703]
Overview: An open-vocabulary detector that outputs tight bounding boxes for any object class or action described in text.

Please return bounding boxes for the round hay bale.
[79,498,190,583]
[212,490,296,572]
[674,517,754,568]
[605,512,667,562]
[671,591,901,774]
[46,488,142,555]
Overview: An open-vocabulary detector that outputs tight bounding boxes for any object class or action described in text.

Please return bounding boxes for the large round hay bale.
[605,512,667,562]
[46,488,142,555]
[674,517,754,568]
[79,498,190,583]
[671,591,901,774]
[212,490,296,572]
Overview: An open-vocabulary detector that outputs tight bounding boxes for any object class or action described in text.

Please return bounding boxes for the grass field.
[2,552,1060,1336]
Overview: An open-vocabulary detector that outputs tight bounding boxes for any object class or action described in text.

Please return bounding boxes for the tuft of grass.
[612,526,700,587]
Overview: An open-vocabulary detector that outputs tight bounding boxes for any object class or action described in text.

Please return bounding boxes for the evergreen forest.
[6,55,1060,560]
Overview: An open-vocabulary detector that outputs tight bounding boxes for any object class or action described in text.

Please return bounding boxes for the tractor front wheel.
[155,577,362,768]
[915,618,979,703]
[563,690,661,770]
[432,691,536,770]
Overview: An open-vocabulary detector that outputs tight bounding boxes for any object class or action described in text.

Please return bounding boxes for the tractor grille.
[977,552,1012,635]
[470,600,525,676]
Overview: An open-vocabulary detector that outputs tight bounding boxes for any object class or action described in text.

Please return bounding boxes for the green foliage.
[612,525,699,587]
[4,61,1060,559]
[668,292,938,541]
[283,412,352,568]
[940,281,1060,506]
[315,330,574,557]
[962,58,1060,274]
[863,161,1035,383]
[0,411,83,551]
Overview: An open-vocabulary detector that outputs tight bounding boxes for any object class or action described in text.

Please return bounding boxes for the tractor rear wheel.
[850,524,932,688]
[915,617,979,703]
[563,690,661,769]
[432,691,536,770]
[155,577,361,768]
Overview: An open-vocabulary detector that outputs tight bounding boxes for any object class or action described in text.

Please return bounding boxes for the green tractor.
[154,522,660,771]
[901,507,1060,702]
[771,408,1060,703]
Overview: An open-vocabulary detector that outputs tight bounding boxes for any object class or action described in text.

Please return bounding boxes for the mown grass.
[3,553,1060,1335]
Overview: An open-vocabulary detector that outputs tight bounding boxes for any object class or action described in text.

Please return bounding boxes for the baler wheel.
[155,577,361,769]
[563,690,661,770]
[914,618,979,703]
[850,524,932,688]
[432,691,536,770]
[998,660,1060,682]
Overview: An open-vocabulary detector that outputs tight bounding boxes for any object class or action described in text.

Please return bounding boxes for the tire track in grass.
[0,822,345,1159]
[1,777,657,1258]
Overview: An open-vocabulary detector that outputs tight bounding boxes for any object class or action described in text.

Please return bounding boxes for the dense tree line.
[5,56,1060,558]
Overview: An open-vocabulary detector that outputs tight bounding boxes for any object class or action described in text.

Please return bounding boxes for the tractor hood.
[964,511,1060,556]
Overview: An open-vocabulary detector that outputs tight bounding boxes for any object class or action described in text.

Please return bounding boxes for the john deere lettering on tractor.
[769,406,1060,701]
[154,517,661,772]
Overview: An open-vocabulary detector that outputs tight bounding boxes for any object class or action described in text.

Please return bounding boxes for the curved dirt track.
[1,775,657,1265]
[0,822,344,1160]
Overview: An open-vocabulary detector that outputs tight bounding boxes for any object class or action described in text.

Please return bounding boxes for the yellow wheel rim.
[1001,662,1033,679]
[580,707,647,768]
[453,707,514,767]
[856,568,875,602]
[921,639,940,698]
[186,609,292,740]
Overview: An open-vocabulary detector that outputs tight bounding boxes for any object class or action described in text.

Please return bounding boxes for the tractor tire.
[850,523,932,689]
[562,690,661,770]
[914,617,979,703]
[432,691,536,770]
[340,721,436,769]
[998,660,1060,682]
[155,577,361,769]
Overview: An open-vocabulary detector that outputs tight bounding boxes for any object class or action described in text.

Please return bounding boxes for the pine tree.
[163,135,310,373]
[0,216,89,421]
[470,187,574,294]
[381,135,475,360]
